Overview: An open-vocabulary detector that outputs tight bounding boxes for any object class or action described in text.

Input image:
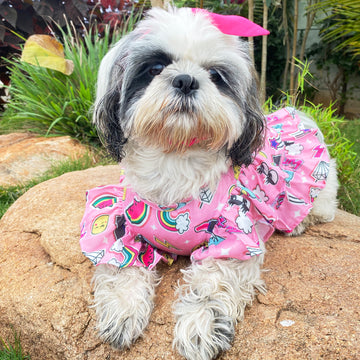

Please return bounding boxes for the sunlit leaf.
[21,34,74,75]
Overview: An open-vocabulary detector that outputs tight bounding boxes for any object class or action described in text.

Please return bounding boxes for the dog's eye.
[149,64,165,76]
[209,68,222,84]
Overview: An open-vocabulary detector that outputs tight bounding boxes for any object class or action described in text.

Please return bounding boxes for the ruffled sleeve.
[190,183,274,263]
[237,107,330,233]
[79,184,173,270]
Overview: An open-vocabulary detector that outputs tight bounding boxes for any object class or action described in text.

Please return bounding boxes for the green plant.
[307,15,360,116]
[0,1,148,112]
[0,330,30,360]
[0,10,142,144]
[337,118,360,215]
[311,0,360,58]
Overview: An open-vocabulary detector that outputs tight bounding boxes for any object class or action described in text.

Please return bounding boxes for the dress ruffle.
[238,107,330,233]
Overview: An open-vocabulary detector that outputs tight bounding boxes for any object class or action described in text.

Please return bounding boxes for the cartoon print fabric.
[80,108,330,270]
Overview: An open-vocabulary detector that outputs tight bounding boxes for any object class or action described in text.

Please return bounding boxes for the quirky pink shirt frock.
[80,108,330,270]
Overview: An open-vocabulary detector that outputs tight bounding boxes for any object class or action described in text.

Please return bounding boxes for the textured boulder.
[0,165,359,360]
[0,132,87,186]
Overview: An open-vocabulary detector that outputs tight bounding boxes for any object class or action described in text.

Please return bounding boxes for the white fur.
[173,245,266,360]
[92,265,159,348]
[90,6,339,360]
[122,142,230,205]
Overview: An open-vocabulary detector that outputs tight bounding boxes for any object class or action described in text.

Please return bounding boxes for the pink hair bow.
[191,8,270,37]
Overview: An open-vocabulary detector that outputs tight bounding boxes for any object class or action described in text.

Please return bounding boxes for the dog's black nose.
[172,74,199,95]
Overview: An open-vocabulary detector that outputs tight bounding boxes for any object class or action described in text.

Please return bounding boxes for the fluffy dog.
[80,6,338,360]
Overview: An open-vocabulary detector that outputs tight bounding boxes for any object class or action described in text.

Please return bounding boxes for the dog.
[80,7,338,360]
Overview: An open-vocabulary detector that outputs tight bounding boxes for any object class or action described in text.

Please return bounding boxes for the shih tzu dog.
[80,6,338,360]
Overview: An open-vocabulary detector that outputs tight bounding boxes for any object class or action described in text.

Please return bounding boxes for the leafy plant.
[0,330,31,360]
[0,0,149,109]
[0,0,147,49]
[307,14,360,116]
[0,9,142,143]
[311,0,360,58]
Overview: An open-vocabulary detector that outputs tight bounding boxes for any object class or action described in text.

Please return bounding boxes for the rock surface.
[0,132,87,186]
[0,165,359,360]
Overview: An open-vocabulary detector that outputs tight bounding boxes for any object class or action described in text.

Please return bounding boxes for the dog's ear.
[228,72,265,167]
[93,37,133,162]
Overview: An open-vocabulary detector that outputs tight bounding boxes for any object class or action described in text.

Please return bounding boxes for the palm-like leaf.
[311,0,360,57]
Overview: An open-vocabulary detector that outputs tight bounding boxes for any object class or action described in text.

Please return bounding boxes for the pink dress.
[80,108,330,269]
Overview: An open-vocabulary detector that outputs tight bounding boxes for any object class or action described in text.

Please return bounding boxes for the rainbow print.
[157,210,178,232]
[228,184,236,196]
[119,246,137,268]
[125,199,149,226]
[91,195,117,209]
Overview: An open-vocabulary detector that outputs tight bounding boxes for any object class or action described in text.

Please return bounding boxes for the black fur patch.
[122,49,173,116]
[229,86,265,166]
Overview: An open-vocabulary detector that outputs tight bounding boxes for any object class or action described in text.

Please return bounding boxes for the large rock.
[0,165,359,360]
[0,132,87,186]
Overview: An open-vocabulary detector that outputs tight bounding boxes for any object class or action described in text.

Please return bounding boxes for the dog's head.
[94,7,265,167]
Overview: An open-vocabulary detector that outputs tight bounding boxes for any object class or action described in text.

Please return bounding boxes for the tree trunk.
[299,1,317,62]
[289,0,299,101]
[282,0,291,92]
[248,0,255,63]
[260,0,269,104]
[339,69,348,116]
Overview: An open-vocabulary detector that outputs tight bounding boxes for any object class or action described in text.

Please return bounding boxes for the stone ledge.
[0,166,359,359]
[0,133,88,187]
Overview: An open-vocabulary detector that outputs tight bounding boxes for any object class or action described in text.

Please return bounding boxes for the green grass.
[0,331,30,360]
[0,10,141,218]
[0,152,114,219]
[342,118,360,155]
[338,118,360,215]
[0,10,141,144]
[296,105,360,216]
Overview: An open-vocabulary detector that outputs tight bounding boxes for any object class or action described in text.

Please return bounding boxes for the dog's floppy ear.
[93,37,133,162]
[228,72,265,167]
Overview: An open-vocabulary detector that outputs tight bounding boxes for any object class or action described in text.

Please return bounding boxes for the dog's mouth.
[131,96,233,153]
[186,137,200,147]
[169,136,212,152]
[132,117,225,153]
[153,130,218,154]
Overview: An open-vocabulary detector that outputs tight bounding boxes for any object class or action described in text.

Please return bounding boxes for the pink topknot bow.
[191,8,270,37]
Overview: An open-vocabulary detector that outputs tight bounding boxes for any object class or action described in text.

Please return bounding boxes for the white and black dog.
[81,6,338,360]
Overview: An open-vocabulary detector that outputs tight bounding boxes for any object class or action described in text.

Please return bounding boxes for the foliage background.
[0,0,359,217]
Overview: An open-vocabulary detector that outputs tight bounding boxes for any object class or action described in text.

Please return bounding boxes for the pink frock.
[80,108,330,269]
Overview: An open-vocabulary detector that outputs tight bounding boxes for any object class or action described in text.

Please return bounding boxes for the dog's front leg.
[92,264,159,349]
[173,253,265,360]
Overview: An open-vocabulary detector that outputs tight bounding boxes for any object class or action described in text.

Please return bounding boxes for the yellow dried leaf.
[21,35,74,75]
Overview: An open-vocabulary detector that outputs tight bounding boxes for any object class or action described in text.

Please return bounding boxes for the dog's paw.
[287,221,307,236]
[92,264,158,349]
[173,297,235,360]
[98,305,149,349]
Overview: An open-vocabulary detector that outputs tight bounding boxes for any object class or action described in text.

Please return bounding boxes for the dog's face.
[94,7,264,166]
